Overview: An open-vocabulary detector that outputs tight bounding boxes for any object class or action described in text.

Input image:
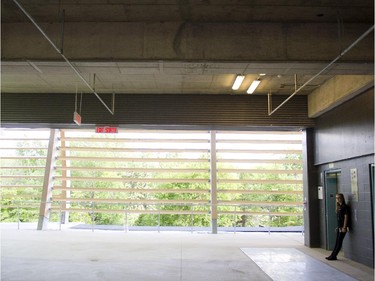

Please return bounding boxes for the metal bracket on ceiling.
[59,6,65,54]
[267,90,272,115]
[12,0,115,116]
[112,92,116,114]
[267,24,374,116]
[268,74,298,115]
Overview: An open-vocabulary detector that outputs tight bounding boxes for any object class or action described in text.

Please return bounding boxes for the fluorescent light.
[247,79,261,94]
[232,75,245,90]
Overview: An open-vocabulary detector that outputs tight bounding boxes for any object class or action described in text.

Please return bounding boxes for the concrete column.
[302,128,320,247]
[37,129,58,230]
[210,131,218,234]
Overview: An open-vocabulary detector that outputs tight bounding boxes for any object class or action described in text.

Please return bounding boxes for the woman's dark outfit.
[327,203,348,260]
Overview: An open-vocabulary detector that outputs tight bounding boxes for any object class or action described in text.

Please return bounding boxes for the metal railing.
[1,200,303,234]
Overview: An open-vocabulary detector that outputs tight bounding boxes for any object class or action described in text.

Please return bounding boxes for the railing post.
[17,204,20,230]
[124,204,128,233]
[157,204,160,233]
[59,202,62,231]
[233,206,237,234]
[268,207,271,235]
[91,202,95,232]
[210,131,218,234]
[37,129,58,230]
[190,204,194,233]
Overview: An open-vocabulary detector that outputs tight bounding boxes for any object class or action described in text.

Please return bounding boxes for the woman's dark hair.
[336,193,346,213]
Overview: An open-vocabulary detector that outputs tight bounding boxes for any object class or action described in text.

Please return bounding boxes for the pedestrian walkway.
[1,225,373,281]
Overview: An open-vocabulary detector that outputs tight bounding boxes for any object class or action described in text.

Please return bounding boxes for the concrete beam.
[2,22,373,61]
[308,75,374,118]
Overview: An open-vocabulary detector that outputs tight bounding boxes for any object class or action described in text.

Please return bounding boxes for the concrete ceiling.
[1,0,374,97]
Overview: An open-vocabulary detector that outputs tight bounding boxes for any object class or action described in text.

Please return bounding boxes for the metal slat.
[56,156,209,163]
[59,147,210,153]
[216,139,302,144]
[1,175,44,179]
[217,179,302,184]
[53,198,209,204]
[217,149,301,154]
[217,169,302,174]
[218,200,303,206]
[1,156,46,160]
[53,186,210,194]
[217,159,302,164]
[0,147,48,150]
[219,211,303,216]
[60,137,210,143]
[54,176,209,183]
[49,207,209,215]
[0,185,43,189]
[0,138,49,141]
[0,166,45,169]
[218,189,302,194]
[55,166,209,173]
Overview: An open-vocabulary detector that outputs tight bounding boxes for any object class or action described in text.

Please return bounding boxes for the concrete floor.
[1,226,374,281]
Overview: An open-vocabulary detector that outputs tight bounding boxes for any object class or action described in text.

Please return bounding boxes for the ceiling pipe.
[268,24,374,116]
[12,0,115,116]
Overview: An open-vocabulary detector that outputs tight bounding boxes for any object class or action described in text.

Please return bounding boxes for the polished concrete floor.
[1,225,374,281]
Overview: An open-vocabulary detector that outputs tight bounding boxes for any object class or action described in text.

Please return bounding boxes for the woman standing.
[326,193,349,261]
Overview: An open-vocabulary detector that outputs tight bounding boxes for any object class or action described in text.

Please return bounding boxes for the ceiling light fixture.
[247,79,261,94]
[232,74,245,90]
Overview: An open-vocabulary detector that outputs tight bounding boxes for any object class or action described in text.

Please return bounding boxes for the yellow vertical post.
[210,131,218,234]
[60,130,70,224]
[37,129,58,230]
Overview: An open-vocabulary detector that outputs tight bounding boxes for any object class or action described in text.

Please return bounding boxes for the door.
[325,170,341,250]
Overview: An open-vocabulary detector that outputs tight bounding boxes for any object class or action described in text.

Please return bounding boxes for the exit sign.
[73,112,82,126]
[95,126,118,134]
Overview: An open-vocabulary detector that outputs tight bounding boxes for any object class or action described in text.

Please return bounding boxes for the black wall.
[302,128,320,247]
[313,88,374,267]
[1,93,314,129]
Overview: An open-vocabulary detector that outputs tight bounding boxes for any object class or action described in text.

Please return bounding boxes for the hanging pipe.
[268,24,374,116]
[12,0,115,115]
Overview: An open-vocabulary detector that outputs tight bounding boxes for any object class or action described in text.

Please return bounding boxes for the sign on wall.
[351,168,358,201]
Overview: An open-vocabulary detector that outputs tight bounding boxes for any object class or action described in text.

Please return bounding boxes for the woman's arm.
[341,214,348,232]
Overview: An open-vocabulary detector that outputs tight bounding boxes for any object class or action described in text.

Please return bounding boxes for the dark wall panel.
[1,93,314,129]
[316,156,374,267]
[314,88,374,164]
[313,89,374,267]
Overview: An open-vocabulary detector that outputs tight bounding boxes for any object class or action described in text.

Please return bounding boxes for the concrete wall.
[313,88,374,267]
[2,22,373,61]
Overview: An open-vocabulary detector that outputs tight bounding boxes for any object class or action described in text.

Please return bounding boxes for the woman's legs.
[327,230,346,260]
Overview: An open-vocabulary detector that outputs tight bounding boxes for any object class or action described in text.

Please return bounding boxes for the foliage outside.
[1,130,303,229]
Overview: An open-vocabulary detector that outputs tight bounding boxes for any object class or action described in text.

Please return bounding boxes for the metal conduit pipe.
[11,0,115,116]
[268,25,374,116]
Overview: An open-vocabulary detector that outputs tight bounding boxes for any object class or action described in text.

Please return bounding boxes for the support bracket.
[268,25,374,116]
[12,0,115,115]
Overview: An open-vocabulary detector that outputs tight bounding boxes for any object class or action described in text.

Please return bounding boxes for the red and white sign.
[73,111,82,125]
[95,126,118,134]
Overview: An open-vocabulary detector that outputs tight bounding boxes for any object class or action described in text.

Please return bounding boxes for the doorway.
[325,170,341,250]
